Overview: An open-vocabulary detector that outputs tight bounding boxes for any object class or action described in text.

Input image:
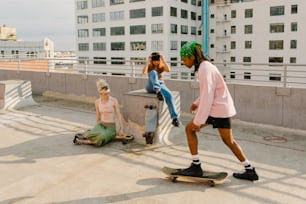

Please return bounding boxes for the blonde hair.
[96,79,110,93]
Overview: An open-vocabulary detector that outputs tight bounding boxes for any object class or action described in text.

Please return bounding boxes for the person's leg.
[218,128,259,181]
[159,84,179,125]
[173,121,203,176]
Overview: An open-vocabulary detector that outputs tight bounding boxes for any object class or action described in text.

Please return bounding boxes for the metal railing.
[0,57,305,88]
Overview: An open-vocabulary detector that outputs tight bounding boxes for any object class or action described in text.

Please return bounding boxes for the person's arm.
[160,55,170,72]
[142,56,151,74]
[113,98,124,136]
[95,99,101,123]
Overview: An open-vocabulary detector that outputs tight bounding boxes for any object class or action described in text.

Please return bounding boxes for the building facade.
[0,26,54,59]
[75,0,202,69]
[209,0,306,84]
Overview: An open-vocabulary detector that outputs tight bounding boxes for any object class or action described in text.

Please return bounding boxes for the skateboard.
[143,104,158,144]
[161,166,228,187]
[114,134,134,144]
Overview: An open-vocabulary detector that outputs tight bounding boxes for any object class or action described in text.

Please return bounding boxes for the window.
[111,57,125,65]
[130,0,144,2]
[210,44,214,48]
[170,41,178,50]
[78,29,89,37]
[245,9,253,18]
[291,22,298,32]
[181,25,188,34]
[244,25,253,34]
[93,28,106,37]
[243,57,251,63]
[230,41,236,49]
[290,40,297,49]
[244,72,251,80]
[92,13,105,22]
[170,24,177,34]
[94,57,106,64]
[191,26,196,35]
[111,42,125,50]
[245,41,252,49]
[78,43,89,51]
[77,0,88,10]
[130,41,146,51]
[110,11,124,20]
[210,14,215,18]
[130,25,146,34]
[191,0,196,5]
[191,12,196,20]
[77,16,88,24]
[181,9,188,19]
[170,7,177,17]
[92,0,105,7]
[151,41,163,51]
[152,7,163,17]
[269,57,283,63]
[152,24,163,34]
[270,23,284,33]
[291,4,298,14]
[130,8,145,18]
[110,0,124,5]
[231,10,236,18]
[269,73,281,81]
[269,40,283,50]
[231,26,236,34]
[230,71,235,79]
[110,26,125,36]
[181,0,187,3]
[93,42,106,51]
[210,29,214,33]
[270,6,285,16]
[290,57,296,63]
[170,57,178,67]
[230,57,235,62]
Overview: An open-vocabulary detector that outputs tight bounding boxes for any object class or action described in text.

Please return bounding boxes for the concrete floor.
[0,96,306,204]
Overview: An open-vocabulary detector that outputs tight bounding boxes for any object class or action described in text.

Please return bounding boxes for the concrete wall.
[0,69,305,130]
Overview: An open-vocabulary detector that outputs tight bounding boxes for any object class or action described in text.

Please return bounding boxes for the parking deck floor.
[0,96,305,204]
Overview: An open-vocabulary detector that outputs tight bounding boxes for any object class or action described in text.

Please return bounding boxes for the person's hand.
[118,129,124,136]
[190,104,198,114]
[190,121,200,132]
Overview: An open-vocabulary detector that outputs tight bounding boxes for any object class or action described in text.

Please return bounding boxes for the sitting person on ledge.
[73,79,124,146]
[142,52,180,127]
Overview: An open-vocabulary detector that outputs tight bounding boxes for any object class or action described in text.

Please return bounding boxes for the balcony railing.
[0,57,305,88]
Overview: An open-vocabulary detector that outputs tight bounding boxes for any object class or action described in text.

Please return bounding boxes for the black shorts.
[206,116,232,129]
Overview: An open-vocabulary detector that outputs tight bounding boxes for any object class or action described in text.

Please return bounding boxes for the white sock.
[191,154,201,165]
[242,160,253,170]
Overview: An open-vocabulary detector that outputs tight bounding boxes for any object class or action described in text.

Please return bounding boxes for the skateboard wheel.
[171,177,178,183]
[208,180,215,187]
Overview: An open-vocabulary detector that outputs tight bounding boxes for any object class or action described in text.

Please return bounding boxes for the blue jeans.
[145,70,178,119]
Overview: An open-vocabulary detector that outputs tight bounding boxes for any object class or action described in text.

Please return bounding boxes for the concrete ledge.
[122,89,180,144]
[0,80,37,110]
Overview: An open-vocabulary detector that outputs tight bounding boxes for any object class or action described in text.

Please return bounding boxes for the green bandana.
[180,42,202,58]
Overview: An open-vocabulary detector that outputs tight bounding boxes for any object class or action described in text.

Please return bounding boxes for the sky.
[0,0,75,51]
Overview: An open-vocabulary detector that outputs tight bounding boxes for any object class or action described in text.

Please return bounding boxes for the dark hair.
[151,52,160,61]
[194,46,208,72]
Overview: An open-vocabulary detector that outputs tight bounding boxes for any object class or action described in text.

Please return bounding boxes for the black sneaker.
[233,168,259,181]
[172,163,203,177]
[172,118,180,127]
[156,91,164,101]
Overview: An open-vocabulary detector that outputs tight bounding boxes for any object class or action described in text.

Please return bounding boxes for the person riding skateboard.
[176,42,259,181]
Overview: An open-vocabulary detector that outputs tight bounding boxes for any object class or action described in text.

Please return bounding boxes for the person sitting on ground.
[142,52,180,127]
[73,79,124,146]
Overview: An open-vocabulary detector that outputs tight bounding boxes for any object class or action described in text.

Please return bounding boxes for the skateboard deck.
[114,134,134,144]
[161,166,228,187]
[143,104,158,144]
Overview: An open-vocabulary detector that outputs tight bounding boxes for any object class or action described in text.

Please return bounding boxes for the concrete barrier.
[122,89,180,144]
[0,80,37,110]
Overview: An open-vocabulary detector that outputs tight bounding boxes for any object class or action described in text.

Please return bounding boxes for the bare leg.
[185,121,199,155]
[218,128,247,162]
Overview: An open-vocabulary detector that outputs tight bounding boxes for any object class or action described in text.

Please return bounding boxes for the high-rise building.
[209,0,306,83]
[75,0,202,68]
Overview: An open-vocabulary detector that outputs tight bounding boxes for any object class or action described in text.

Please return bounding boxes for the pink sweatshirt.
[193,61,236,126]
